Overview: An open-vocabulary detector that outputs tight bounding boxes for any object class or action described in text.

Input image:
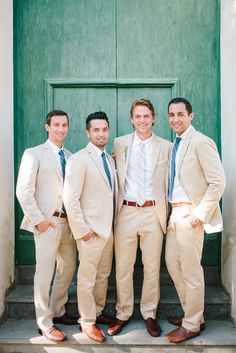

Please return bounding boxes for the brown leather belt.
[53,211,67,218]
[123,200,156,207]
[171,202,191,208]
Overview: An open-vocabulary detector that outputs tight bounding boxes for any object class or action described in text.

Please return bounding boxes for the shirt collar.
[133,132,153,147]
[176,125,193,141]
[47,139,64,154]
[90,142,107,157]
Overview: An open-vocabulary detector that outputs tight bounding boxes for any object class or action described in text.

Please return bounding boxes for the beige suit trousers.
[115,205,163,320]
[165,205,205,332]
[34,216,76,330]
[76,234,113,326]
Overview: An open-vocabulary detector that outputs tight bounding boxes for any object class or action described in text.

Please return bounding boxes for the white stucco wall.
[221,0,236,320]
[0,0,14,317]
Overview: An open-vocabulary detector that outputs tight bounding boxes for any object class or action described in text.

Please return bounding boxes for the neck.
[91,142,105,151]
[136,131,152,141]
[49,138,63,148]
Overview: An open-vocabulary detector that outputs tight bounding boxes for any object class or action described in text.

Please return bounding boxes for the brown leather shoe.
[107,318,129,336]
[168,317,205,331]
[53,313,79,325]
[96,313,114,325]
[165,326,200,343]
[146,318,161,337]
[81,324,105,343]
[38,326,67,342]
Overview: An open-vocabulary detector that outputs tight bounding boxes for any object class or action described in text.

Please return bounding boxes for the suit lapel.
[121,133,134,184]
[177,126,195,175]
[151,134,161,175]
[44,141,63,183]
[87,142,111,188]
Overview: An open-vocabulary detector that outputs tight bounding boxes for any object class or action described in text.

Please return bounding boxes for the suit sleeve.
[16,149,45,226]
[193,137,226,223]
[63,155,91,239]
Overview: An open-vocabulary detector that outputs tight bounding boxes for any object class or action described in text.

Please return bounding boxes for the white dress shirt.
[124,132,155,202]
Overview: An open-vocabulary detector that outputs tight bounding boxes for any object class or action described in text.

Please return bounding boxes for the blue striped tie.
[59,149,66,213]
[168,137,181,200]
[101,152,112,189]
[59,149,66,180]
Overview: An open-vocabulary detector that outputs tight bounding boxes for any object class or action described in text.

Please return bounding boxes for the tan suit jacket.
[16,140,71,234]
[63,142,117,239]
[113,132,172,233]
[177,126,226,233]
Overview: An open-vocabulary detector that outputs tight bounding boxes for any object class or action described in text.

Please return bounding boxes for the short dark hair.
[130,98,156,118]
[46,110,69,125]
[86,111,110,130]
[168,97,192,115]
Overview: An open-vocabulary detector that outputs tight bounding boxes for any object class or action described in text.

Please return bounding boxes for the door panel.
[117,86,175,139]
[53,86,117,153]
[14,0,220,265]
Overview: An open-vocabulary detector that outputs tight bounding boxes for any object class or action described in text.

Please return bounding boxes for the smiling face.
[131,105,155,140]
[45,115,69,147]
[168,102,194,136]
[86,119,109,150]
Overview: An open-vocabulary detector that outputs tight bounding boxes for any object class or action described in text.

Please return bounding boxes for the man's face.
[131,105,155,137]
[45,115,69,147]
[168,102,193,136]
[86,119,109,150]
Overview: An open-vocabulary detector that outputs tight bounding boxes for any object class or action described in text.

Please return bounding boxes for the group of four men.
[16,97,226,344]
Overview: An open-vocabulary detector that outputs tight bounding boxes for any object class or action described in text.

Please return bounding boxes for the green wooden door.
[14,0,220,265]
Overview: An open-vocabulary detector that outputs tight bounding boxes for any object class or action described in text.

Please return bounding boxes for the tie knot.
[59,149,64,157]
[175,137,182,144]
[101,151,106,158]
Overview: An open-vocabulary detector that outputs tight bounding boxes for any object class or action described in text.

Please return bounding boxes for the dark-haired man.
[165,98,226,343]
[64,111,117,343]
[108,99,172,337]
[16,110,77,342]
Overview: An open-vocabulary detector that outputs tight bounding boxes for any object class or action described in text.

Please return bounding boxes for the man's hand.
[36,220,56,233]
[82,230,97,241]
[190,218,203,228]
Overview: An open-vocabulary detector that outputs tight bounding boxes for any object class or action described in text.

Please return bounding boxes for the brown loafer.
[81,324,105,343]
[96,313,115,325]
[38,325,67,342]
[146,317,161,337]
[168,317,205,331]
[107,318,130,336]
[165,326,200,343]
[53,313,79,325]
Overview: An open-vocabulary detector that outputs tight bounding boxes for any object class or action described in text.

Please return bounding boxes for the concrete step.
[0,319,236,353]
[15,265,222,285]
[5,283,230,320]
